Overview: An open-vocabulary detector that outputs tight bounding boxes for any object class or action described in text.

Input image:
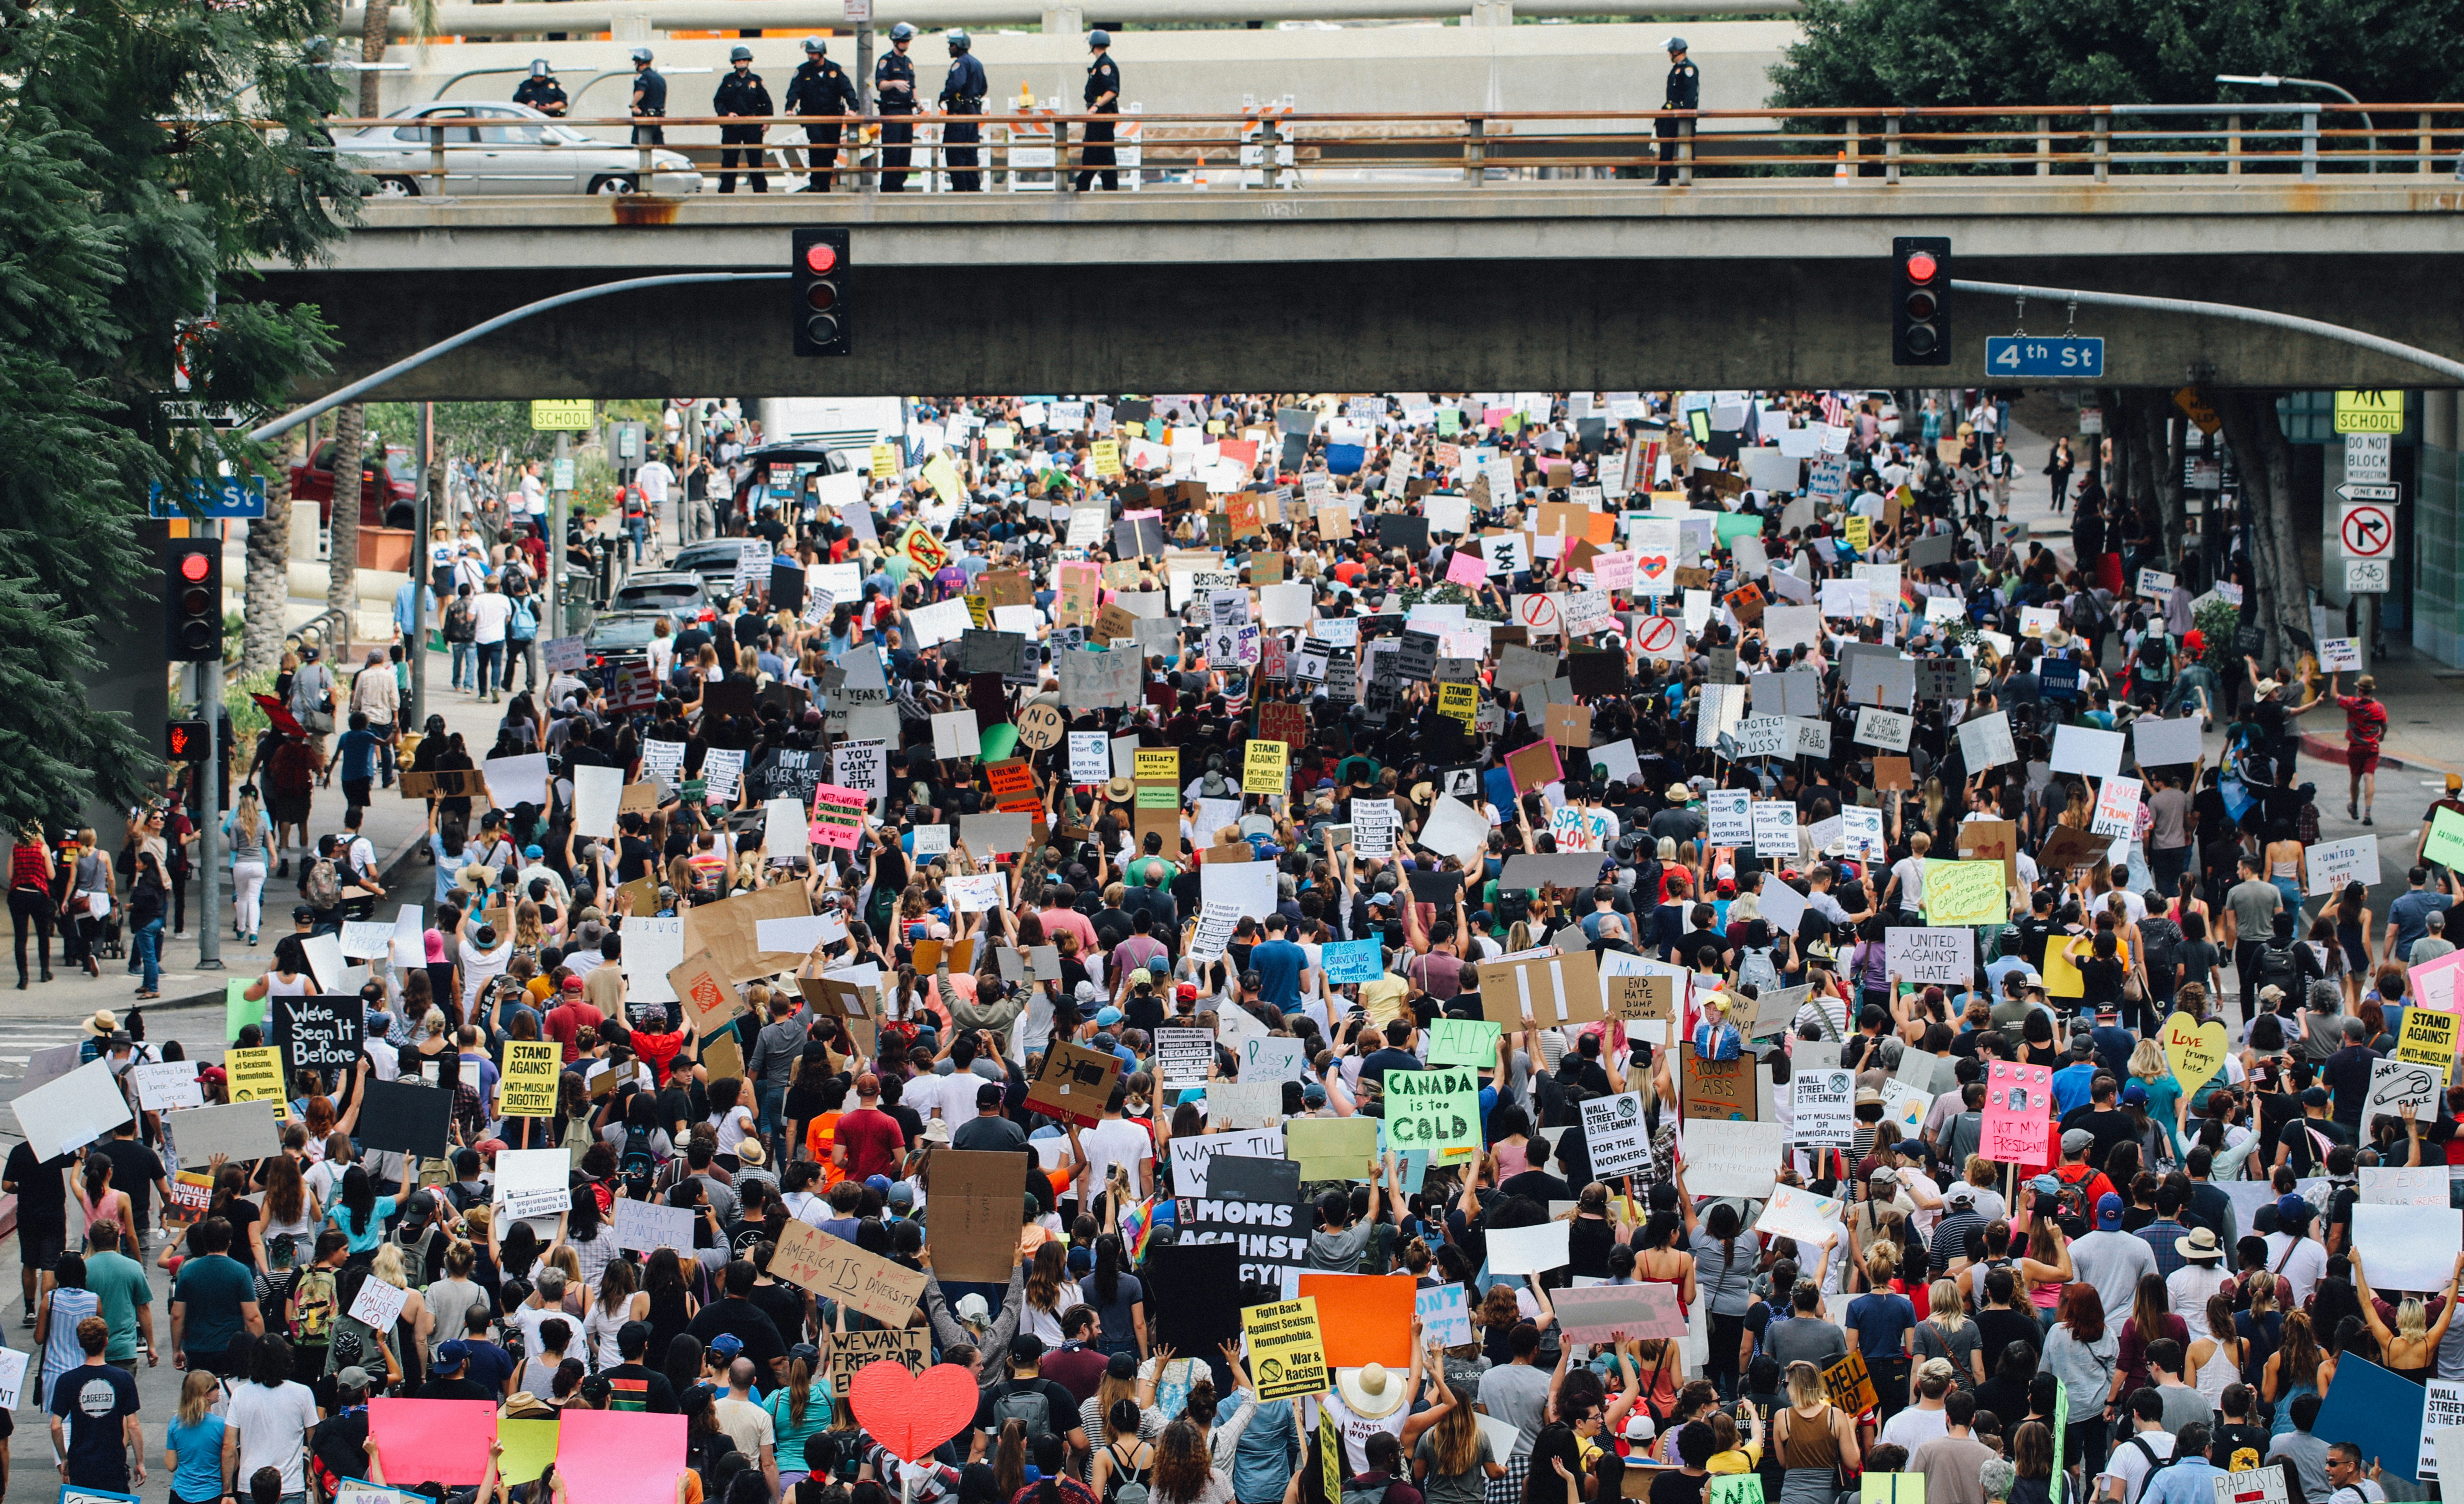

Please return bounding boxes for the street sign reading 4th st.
[1985,337,2104,378]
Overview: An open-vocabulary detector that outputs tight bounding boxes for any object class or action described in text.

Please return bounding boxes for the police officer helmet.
[730,44,753,61]
[1661,34,1687,52]
[529,57,551,76]
[802,35,826,53]
[946,27,970,51]
[1088,28,1111,46]
[630,46,654,63]
[889,21,916,41]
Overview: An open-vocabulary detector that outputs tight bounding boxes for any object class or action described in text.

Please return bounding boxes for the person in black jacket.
[784,38,860,191]
[511,60,567,116]
[713,46,772,193]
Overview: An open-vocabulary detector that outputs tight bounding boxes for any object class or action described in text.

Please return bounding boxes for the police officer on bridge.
[877,22,919,191]
[939,29,989,192]
[785,37,860,192]
[714,44,774,192]
[1655,35,1697,185]
[1072,29,1121,192]
[512,59,568,117]
[629,47,667,146]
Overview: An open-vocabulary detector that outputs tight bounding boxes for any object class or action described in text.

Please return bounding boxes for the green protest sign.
[1427,1018,1501,1069]
[1384,1066,1481,1152]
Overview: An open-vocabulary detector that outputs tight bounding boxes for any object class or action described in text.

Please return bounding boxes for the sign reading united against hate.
[1242,1297,1330,1399]
[499,1040,562,1117]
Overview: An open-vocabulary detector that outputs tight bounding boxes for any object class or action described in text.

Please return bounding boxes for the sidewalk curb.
[2300,732,2464,780]
[143,822,432,1017]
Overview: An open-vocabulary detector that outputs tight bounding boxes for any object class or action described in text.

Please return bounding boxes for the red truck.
[290,440,419,530]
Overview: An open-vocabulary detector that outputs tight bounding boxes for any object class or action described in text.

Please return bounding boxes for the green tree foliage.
[1769,0,2464,111]
[0,0,359,827]
[366,401,559,466]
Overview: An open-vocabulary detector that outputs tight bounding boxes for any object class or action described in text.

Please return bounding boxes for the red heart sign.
[849,1360,982,1461]
[1637,556,1671,576]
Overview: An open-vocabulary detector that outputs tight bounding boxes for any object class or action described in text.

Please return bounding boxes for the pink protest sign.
[556,1408,690,1504]
[810,783,868,850]
[2411,948,2464,1013]
[1981,1060,2054,1168]
[370,1397,497,1484]
[1445,549,1487,587]
[1552,1281,1687,1341]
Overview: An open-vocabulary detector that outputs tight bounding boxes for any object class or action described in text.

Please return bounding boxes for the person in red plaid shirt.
[2327,672,2389,824]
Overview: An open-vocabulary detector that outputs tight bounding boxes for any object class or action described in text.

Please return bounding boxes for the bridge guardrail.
[207,103,2464,194]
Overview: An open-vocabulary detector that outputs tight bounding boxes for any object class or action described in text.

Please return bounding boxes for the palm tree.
[244,448,297,675]
[326,403,365,643]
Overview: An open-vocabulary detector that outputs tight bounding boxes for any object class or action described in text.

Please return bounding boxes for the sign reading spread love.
[848,1361,983,1462]
[2162,1011,2229,1095]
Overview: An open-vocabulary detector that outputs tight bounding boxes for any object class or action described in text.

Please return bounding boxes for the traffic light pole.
[195,518,222,971]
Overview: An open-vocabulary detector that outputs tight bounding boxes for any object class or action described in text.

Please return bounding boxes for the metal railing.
[277,102,2464,195]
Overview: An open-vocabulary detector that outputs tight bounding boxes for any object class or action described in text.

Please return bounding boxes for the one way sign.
[2341,503,2396,559]
[2335,481,2401,504]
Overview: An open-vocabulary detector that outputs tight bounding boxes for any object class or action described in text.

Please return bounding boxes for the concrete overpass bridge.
[260,153,2464,398]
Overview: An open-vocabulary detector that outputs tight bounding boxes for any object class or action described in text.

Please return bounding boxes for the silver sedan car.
[335,101,705,196]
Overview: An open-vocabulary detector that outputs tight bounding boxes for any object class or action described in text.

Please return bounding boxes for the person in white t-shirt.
[224,1344,322,1497]
[466,580,514,703]
[1880,1359,1955,1453]
[1075,1086,1154,1203]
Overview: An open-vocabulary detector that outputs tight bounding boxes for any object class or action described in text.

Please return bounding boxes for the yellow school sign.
[529,400,593,431]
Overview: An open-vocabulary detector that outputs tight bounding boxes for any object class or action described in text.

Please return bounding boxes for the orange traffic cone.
[1834,150,1850,181]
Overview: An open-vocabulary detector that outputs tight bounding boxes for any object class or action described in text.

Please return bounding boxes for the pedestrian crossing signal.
[165,720,209,760]
[793,227,850,356]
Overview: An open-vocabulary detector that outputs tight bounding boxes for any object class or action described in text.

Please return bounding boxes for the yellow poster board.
[1844,515,1871,553]
[870,442,901,479]
[1090,440,1123,479]
[922,452,966,504]
[2041,936,2088,999]
[1244,739,1289,795]
[225,1046,289,1121]
[1135,749,1179,783]
[1437,682,1479,727]
[2398,1006,2458,1079]
[1241,1297,1330,1400]
[499,1040,562,1118]
[1920,858,2007,926]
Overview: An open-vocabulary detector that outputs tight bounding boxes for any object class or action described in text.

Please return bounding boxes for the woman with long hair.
[2017,1203,2073,1321]
[1414,1347,1507,1502]
[225,788,271,948]
[2041,1283,2118,1476]
[1090,1399,1156,1504]
[2351,1248,2464,1383]
[1084,1233,1147,1360]
[1149,1418,1230,1504]
[585,1257,649,1371]
[1770,1360,1858,1504]
[644,1246,701,1357]
[2116,1271,2185,1399]
[165,1366,230,1504]
[1911,1277,1986,1392]
[1693,1200,1761,1402]
[34,1251,96,1414]
[8,820,56,988]
[1021,1240,1080,1347]
[2263,1310,2324,1438]
[72,1155,135,1251]
[1521,1424,1585,1504]
[324,1164,397,1264]
[2185,1290,2249,1412]
[2008,1420,2055,1504]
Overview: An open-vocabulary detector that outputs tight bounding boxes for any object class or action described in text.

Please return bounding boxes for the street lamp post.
[2216,73,2379,173]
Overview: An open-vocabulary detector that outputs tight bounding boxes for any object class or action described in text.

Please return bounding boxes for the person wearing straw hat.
[1327,1347,1424,1479]
[2165,1226,2231,1323]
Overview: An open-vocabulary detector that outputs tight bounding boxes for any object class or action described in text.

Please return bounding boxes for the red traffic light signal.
[164,538,221,662]
[792,228,850,357]
[1892,236,1951,367]
[165,719,209,760]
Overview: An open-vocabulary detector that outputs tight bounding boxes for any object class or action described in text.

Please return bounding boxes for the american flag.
[1819,393,1850,428]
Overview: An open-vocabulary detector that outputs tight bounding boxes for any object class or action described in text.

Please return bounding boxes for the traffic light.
[164,538,220,661]
[165,720,209,761]
[1892,236,1950,367]
[792,227,850,357]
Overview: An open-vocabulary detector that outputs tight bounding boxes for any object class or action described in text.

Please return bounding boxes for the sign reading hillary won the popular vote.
[1383,1067,1481,1152]
[1982,1060,2055,1166]
[1792,1068,1855,1147]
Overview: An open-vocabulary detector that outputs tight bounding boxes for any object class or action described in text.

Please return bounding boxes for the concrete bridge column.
[2417,391,2464,665]
[1466,0,1515,26]
[1042,2,1085,33]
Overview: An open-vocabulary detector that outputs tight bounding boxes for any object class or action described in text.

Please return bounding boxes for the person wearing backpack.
[973,1334,1092,1455]
[2096,1388,2177,1504]
[503,569,540,696]
[443,584,479,694]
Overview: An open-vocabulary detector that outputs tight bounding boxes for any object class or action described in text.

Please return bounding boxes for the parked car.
[334,101,705,197]
[291,439,418,530]
[668,541,758,606]
[1863,390,1904,437]
[582,611,669,687]
[607,570,710,626]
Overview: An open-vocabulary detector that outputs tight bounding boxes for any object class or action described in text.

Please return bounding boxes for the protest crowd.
[17,388,2464,1504]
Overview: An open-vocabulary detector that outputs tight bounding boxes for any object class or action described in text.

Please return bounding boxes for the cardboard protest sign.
[925,1149,1031,1283]
[822,1328,931,1390]
[1981,1061,2053,1168]
[12,1056,134,1160]
[769,1222,931,1326]
[1476,948,1603,1027]
[1027,1041,1124,1126]
[1680,1042,1755,1121]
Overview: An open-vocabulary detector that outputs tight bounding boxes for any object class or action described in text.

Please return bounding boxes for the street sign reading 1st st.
[1985,337,2105,378]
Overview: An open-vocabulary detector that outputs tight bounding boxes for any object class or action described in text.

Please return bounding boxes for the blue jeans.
[758,1082,786,1143]
[475,641,502,694]
[627,517,648,561]
[134,917,162,991]
[451,641,475,690]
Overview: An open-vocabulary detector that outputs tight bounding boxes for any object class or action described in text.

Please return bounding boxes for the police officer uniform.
[629,50,668,147]
[1655,37,1697,186]
[1073,32,1121,192]
[713,48,774,193]
[939,32,989,193]
[512,62,567,117]
[877,26,919,192]
[784,39,860,191]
